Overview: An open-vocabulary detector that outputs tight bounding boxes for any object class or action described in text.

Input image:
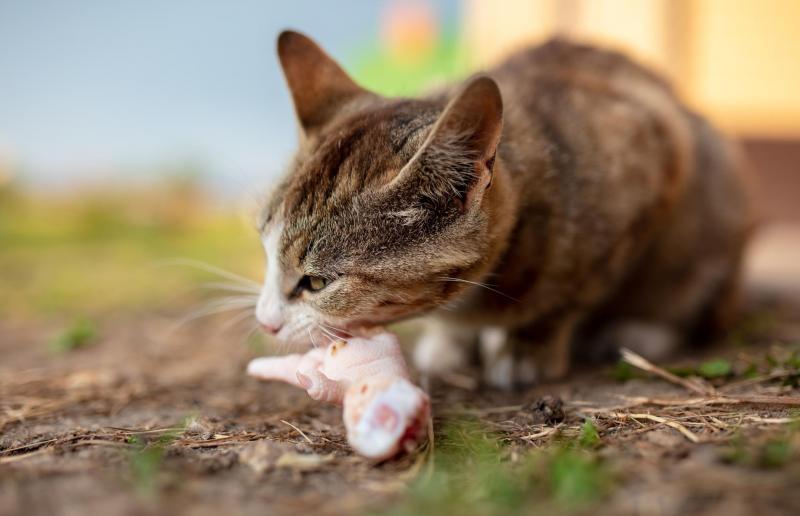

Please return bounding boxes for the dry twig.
[620,348,716,396]
[610,412,700,443]
[280,419,314,444]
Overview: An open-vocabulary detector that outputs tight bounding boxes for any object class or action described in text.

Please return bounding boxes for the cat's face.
[256,31,503,346]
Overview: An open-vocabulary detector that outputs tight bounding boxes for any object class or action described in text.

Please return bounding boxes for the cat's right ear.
[389,76,503,210]
[277,30,371,134]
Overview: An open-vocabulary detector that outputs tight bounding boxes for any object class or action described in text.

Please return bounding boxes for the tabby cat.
[255,30,751,388]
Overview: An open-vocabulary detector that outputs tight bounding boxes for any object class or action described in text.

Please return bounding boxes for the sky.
[0,0,459,193]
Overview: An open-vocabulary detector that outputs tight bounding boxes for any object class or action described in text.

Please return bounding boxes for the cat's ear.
[427,75,503,164]
[277,30,371,134]
[394,76,503,208]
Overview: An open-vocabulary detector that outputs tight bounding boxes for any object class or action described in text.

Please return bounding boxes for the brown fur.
[259,31,752,386]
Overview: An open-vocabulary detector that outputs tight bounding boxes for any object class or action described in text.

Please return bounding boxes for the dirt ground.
[2,231,800,516]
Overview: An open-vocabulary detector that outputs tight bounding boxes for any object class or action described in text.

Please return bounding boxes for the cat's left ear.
[277,30,372,134]
[394,76,503,208]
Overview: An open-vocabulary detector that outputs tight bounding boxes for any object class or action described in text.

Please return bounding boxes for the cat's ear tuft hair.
[392,76,503,209]
[277,30,371,134]
[429,75,504,165]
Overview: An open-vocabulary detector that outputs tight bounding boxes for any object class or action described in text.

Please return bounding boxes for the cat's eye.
[308,275,328,291]
[297,275,331,294]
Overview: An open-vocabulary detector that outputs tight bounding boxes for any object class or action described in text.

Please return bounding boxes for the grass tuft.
[127,425,185,498]
[697,358,733,379]
[49,318,97,353]
[549,448,608,505]
[379,420,610,515]
[579,419,601,448]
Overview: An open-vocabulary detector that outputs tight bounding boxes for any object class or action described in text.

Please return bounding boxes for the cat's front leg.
[479,326,516,389]
[480,314,580,389]
[413,318,476,376]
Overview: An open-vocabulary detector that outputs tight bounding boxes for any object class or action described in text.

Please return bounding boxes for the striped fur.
[257,31,752,385]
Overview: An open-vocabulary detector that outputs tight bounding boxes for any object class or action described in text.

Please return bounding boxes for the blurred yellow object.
[464,0,800,138]
[692,0,800,138]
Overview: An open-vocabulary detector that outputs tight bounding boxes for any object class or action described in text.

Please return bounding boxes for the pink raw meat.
[247,331,430,460]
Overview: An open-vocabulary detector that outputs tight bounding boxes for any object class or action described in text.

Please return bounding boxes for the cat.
[255,30,752,389]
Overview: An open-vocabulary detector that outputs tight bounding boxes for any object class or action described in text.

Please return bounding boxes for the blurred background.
[1,0,799,328]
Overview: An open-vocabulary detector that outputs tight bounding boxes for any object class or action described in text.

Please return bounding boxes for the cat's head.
[256,30,506,345]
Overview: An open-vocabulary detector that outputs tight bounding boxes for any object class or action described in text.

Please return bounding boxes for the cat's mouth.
[321,299,438,339]
[336,310,431,334]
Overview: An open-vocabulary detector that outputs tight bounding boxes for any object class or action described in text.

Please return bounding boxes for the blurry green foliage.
[697,358,733,379]
[579,419,601,448]
[549,448,608,505]
[742,363,760,379]
[761,438,792,468]
[0,177,262,319]
[380,420,611,516]
[720,421,800,470]
[610,359,639,382]
[49,318,97,353]
[719,431,749,465]
[128,436,167,498]
[668,358,733,380]
[352,27,470,97]
[127,425,184,498]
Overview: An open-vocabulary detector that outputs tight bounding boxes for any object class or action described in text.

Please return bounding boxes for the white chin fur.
[346,379,426,460]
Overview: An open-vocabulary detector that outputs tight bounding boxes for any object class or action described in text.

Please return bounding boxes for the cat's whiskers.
[157,257,261,289]
[238,321,264,351]
[320,321,352,338]
[296,314,320,348]
[173,295,259,331]
[219,307,257,332]
[317,324,342,343]
[306,327,320,348]
[319,328,337,347]
[201,281,261,295]
[436,276,519,303]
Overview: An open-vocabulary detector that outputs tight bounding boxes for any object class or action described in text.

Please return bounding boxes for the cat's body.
[256,32,752,388]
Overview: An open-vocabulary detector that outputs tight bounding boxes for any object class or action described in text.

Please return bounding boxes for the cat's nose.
[260,322,283,334]
[256,297,285,335]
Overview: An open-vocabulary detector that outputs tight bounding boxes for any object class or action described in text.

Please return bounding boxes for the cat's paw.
[480,327,568,389]
[482,352,514,389]
[480,327,538,389]
[413,331,468,375]
[482,353,540,390]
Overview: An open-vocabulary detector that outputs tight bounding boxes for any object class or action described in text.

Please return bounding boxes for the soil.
[3,230,800,516]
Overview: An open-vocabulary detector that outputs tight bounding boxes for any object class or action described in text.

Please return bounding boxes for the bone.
[247,331,429,460]
[247,354,305,387]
